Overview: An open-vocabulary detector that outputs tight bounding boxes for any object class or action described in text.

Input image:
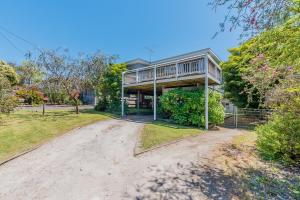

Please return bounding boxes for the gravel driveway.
[0,119,242,200]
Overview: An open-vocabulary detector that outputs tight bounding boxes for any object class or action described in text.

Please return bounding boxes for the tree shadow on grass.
[244,165,300,199]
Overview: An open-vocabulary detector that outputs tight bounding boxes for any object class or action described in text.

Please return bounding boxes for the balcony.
[123,56,222,88]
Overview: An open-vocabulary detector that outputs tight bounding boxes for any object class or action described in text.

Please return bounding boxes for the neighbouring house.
[81,89,96,105]
[121,48,222,129]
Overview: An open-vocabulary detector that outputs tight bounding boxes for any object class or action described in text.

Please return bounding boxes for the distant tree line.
[0,48,126,116]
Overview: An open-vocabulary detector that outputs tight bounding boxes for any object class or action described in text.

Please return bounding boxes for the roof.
[125,58,150,66]
[125,48,222,66]
[153,48,222,65]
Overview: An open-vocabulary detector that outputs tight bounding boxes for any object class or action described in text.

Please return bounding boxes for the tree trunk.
[42,103,45,115]
[76,104,79,114]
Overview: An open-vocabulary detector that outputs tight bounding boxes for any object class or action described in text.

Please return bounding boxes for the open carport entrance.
[122,86,163,117]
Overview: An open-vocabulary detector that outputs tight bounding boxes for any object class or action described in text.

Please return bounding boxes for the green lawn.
[0,109,110,162]
[141,121,204,150]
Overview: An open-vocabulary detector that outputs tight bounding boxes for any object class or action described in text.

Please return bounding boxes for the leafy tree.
[0,60,18,86]
[36,49,85,114]
[222,16,300,107]
[267,75,300,114]
[213,0,300,164]
[210,0,300,37]
[41,78,68,104]
[223,18,300,164]
[80,52,115,92]
[15,60,43,86]
[80,52,115,106]
[96,63,127,112]
[221,43,258,108]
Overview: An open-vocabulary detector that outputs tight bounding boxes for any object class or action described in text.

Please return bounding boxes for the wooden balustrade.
[156,64,176,79]
[138,68,154,82]
[124,57,221,85]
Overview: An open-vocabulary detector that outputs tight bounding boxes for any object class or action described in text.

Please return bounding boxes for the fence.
[222,107,273,129]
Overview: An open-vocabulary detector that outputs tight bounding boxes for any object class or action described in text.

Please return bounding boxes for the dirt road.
[0,119,242,200]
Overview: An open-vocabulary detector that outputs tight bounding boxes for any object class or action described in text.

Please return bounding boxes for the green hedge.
[159,88,224,127]
[256,112,300,165]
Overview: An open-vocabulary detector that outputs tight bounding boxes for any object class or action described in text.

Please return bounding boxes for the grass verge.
[141,121,203,150]
[0,109,110,162]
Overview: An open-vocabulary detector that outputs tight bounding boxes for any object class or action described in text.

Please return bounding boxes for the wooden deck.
[123,56,221,90]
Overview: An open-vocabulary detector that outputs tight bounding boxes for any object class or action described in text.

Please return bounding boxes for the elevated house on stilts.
[121,48,222,129]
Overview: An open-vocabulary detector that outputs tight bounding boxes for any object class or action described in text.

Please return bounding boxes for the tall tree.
[97,63,127,112]
[79,52,115,100]
[210,0,299,37]
[221,43,258,108]
[15,60,43,86]
[222,16,300,107]
[37,49,85,114]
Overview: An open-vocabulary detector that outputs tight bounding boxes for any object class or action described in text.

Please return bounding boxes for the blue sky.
[0,0,241,64]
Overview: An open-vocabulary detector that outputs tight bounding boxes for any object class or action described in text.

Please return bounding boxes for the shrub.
[0,75,18,116]
[16,86,44,105]
[256,112,300,164]
[95,98,128,114]
[107,99,122,113]
[159,88,225,127]
[95,98,108,111]
[0,61,19,86]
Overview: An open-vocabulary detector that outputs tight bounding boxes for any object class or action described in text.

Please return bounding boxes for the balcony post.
[204,55,209,130]
[121,72,125,117]
[153,65,157,121]
[176,62,178,79]
[199,59,203,73]
[214,62,218,80]
[136,70,139,83]
[137,90,140,113]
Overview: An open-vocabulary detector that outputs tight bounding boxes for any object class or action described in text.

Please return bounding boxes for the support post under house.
[153,65,157,121]
[121,72,125,117]
[204,56,209,130]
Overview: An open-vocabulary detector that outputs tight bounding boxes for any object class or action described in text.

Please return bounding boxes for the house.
[121,48,222,129]
[81,89,96,105]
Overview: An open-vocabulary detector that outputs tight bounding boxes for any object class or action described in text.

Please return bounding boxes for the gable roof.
[153,48,222,65]
[125,58,150,66]
[125,48,222,66]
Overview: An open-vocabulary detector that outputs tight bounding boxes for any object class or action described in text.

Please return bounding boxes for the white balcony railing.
[124,57,221,85]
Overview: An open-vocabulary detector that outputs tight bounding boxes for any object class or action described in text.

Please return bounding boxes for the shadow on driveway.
[135,161,247,200]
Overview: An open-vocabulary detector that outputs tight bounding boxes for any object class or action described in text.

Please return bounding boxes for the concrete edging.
[0,145,42,166]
